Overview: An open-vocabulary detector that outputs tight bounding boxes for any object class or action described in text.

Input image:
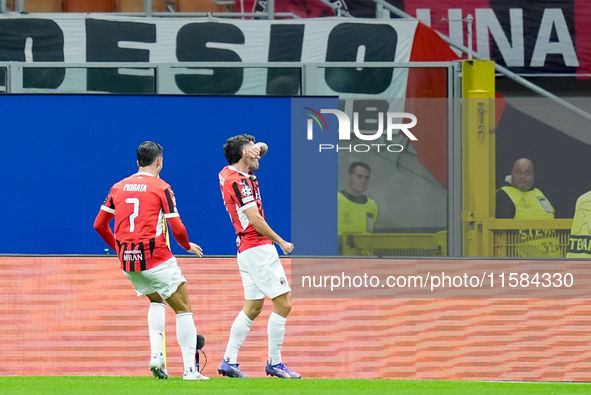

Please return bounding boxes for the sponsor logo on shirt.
[123,249,144,261]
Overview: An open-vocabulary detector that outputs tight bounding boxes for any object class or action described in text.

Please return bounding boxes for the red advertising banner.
[1,256,590,380]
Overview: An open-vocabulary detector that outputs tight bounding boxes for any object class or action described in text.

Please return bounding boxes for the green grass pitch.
[1,377,590,395]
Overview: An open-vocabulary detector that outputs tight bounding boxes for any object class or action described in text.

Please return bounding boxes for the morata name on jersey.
[123,184,147,192]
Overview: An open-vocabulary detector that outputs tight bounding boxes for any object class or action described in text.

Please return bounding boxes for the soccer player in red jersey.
[93,141,208,381]
[217,134,300,379]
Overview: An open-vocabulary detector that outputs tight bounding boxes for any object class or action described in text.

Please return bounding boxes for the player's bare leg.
[146,293,168,379]
[165,283,208,380]
[265,291,300,378]
[219,298,264,378]
[271,291,291,317]
[243,298,265,320]
[165,282,192,312]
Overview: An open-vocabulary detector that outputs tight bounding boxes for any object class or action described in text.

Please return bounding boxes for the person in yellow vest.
[567,190,591,258]
[338,162,378,255]
[496,158,559,257]
[496,158,554,219]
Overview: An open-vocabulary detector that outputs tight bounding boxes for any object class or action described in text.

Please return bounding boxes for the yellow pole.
[462,60,495,257]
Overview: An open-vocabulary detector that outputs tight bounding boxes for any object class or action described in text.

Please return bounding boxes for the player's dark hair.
[223,134,256,165]
[137,141,163,167]
[349,161,371,174]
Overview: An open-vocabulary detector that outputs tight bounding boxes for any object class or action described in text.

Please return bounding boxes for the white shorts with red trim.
[237,244,290,300]
[124,257,186,300]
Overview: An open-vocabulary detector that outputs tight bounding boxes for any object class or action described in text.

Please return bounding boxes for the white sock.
[148,302,166,358]
[176,312,197,372]
[223,310,253,364]
[267,312,287,366]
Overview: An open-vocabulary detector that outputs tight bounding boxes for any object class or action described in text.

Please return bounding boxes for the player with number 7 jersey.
[99,173,184,272]
[94,141,208,381]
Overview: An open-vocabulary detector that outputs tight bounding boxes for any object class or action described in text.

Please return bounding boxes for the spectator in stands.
[338,162,379,255]
[496,158,555,219]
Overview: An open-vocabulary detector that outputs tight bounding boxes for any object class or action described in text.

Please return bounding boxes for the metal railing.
[0,61,454,95]
[2,0,586,122]
[483,219,573,258]
[341,231,448,257]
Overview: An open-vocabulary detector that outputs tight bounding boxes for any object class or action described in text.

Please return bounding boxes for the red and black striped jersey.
[100,172,182,272]
[219,165,272,253]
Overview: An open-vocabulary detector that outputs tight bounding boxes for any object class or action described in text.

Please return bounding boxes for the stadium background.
[1,0,591,382]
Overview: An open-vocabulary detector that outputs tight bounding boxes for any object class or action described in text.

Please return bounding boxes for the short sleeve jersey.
[100,172,180,272]
[219,165,272,253]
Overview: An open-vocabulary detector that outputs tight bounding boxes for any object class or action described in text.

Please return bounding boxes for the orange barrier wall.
[1,256,590,380]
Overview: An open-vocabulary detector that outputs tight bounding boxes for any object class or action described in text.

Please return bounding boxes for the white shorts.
[238,244,291,300]
[124,257,186,300]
